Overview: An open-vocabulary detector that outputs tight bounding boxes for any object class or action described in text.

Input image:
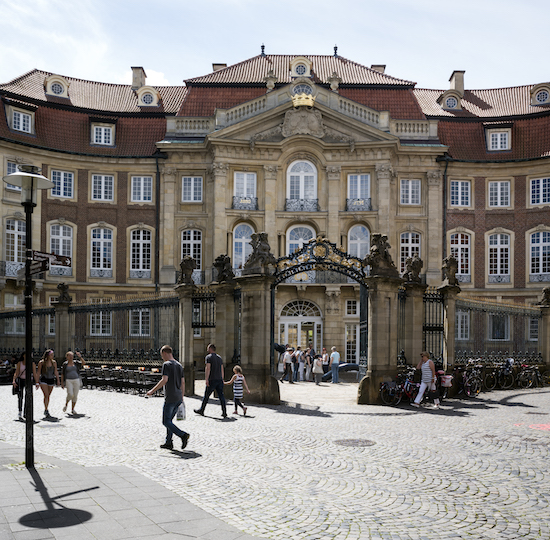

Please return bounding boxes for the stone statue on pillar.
[213,254,235,283]
[56,282,72,303]
[363,233,399,278]
[538,286,550,306]
[178,256,196,285]
[402,254,423,283]
[243,233,277,274]
[442,255,459,286]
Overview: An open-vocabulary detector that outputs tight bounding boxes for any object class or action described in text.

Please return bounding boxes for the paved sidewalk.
[1,380,550,539]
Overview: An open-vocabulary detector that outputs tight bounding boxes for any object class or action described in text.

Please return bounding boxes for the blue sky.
[0,0,546,90]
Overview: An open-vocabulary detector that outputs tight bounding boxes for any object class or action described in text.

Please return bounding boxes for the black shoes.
[194,409,204,416]
[222,413,228,418]
[181,433,190,449]
[160,442,174,450]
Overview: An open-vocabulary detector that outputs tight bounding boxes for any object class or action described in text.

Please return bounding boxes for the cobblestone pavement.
[1,380,550,540]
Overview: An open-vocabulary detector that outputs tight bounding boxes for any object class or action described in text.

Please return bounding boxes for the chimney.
[131,67,147,90]
[371,65,386,74]
[449,70,465,96]
[212,63,227,72]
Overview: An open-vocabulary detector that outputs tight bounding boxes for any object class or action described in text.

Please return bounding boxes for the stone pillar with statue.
[439,255,461,371]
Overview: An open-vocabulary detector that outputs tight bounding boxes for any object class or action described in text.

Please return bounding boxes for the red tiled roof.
[414,86,550,118]
[178,87,267,116]
[185,55,415,86]
[0,104,166,156]
[0,69,187,114]
[438,116,550,160]
[339,88,425,120]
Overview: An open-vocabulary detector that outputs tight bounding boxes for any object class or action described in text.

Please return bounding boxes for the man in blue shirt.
[147,345,190,450]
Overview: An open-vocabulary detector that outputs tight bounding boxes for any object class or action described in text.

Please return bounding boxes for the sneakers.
[194,409,204,416]
[160,442,174,450]
[232,411,239,415]
[18,411,23,419]
[410,402,420,408]
[181,433,190,450]
[44,410,50,418]
[72,409,77,415]
[222,413,228,418]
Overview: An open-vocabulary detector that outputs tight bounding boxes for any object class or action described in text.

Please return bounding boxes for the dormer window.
[290,56,312,78]
[94,126,112,145]
[295,64,307,76]
[530,83,550,106]
[136,86,160,107]
[44,74,69,98]
[445,96,458,109]
[13,110,31,133]
[486,129,511,151]
[536,90,549,104]
[51,83,64,95]
[142,93,154,105]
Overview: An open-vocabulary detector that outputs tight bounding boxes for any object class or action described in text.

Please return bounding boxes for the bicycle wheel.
[542,370,550,387]
[499,372,514,389]
[484,372,497,391]
[517,372,533,389]
[465,377,482,397]
[380,385,398,406]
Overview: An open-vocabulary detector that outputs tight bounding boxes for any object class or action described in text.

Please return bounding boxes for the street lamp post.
[2,165,54,469]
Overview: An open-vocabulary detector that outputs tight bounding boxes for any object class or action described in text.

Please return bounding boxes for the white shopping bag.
[177,400,186,421]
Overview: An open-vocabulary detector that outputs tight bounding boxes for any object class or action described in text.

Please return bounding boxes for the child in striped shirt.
[224,365,250,415]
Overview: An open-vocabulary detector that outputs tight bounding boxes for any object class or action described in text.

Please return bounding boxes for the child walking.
[225,366,250,415]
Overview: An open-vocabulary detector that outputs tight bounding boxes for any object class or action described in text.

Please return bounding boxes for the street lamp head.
[2,164,54,204]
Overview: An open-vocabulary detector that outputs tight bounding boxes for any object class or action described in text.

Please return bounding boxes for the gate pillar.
[358,276,404,404]
[402,283,427,364]
[539,305,550,368]
[438,284,461,370]
[210,282,236,365]
[235,273,280,405]
[175,283,195,396]
[53,283,72,364]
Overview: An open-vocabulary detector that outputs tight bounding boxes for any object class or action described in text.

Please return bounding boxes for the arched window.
[50,224,73,276]
[286,161,318,211]
[233,224,254,269]
[450,233,470,282]
[131,229,152,278]
[400,232,421,274]
[280,300,321,317]
[488,233,510,280]
[182,230,202,270]
[348,225,370,259]
[530,231,550,280]
[91,228,113,277]
[287,225,315,255]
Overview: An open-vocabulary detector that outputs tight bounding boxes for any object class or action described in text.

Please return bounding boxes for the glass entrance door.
[279,321,322,352]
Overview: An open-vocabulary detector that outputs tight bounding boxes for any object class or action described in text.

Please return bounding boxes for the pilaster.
[264,165,278,239]
[426,170,443,282]
[438,283,461,370]
[210,163,229,261]
[375,163,394,236]
[402,282,428,364]
[160,167,177,284]
[326,165,341,242]
[210,282,236,366]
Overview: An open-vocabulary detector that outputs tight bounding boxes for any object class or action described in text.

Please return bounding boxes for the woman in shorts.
[35,349,60,418]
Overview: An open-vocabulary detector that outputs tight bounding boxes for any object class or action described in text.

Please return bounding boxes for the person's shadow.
[19,469,97,528]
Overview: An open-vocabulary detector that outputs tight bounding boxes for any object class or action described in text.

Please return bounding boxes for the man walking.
[194,344,228,418]
[280,347,294,383]
[147,345,190,450]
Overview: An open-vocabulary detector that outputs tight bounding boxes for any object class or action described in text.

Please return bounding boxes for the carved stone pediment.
[281,107,326,138]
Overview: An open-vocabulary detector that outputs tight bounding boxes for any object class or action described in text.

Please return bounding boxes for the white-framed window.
[233,223,254,270]
[400,232,421,274]
[400,179,421,205]
[6,219,26,262]
[130,308,150,336]
[234,172,256,198]
[12,110,31,133]
[489,181,510,207]
[287,225,315,254]
[92,174,114,201]
[487,130,510,151]
[93,125,113,146]
[4,293,24,335]
[529,318,539,341]
[530,231,550,278]
[182,176,203,202]
[450,180,470,207]
[531,177,550,206]
[345,323,359,363]
[347,174,370,199]
[346,300,358,316]
[91,228,112,274]
[488,233,509,278]
[50,224,73,260]
[287,161,317,200]
[131,229,151,276]
[192,299,201,337]
[182,230,202,270]
[348,225,370,259]
[450,233,471,279]
[51,170,74,198]
[131,176,152,202]
[90,298,111,336]
[5,161,21,191]
[488,313,509,341]
[456,310,470,341]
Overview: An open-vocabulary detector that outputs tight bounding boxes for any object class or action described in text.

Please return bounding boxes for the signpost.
[32,250,71,267]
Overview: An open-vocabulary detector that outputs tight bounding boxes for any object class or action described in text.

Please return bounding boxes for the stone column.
[326,166,341,243]
[426,171,443,283]
[358,276,404,404]
[210,163,229,260]
[175,283,195,396]
[160,167,177,284]
[402,282,427,364]
[53,297,71,363]
[438,284,461,370]
[264,165,278,236]
[539,306,550,368]
[375,163,394,236]
[235,272,280,404]
[210,282,236,366]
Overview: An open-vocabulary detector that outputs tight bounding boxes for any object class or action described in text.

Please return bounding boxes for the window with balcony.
[182,230,202,271]
[346,174,371,211]
[489,181,510,207]
[5,219,25,277]
[130,229,151,279]
[488,233,510,283]
[400,232,421,274]
[91,228,113,278]
[233,172,257,210]
[530,231,550,282]
[450,233,471,283]
[50,224,73,276]
[286,161,318,211]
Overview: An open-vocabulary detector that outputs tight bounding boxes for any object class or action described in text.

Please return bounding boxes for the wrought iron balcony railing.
[346,198,372,211]
[232,196,258,210]
[285,198,319,212]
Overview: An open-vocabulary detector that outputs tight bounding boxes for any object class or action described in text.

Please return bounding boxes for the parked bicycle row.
[380,356,550,407]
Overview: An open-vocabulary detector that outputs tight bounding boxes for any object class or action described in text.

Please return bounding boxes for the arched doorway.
[279,300,322,352]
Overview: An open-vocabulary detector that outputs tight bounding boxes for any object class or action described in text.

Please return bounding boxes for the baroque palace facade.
[1,52,550,361]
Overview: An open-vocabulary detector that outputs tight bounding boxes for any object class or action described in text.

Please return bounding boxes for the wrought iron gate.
[423,287,444,360]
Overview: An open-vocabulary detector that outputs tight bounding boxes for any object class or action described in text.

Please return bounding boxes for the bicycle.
[453,361,482,397]
[379,367,420,406]
[484,358,514,390]
[516,364,550,389]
